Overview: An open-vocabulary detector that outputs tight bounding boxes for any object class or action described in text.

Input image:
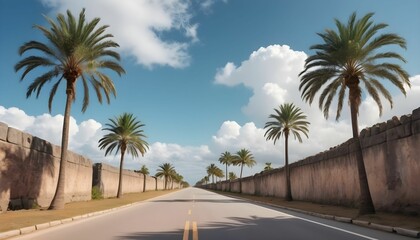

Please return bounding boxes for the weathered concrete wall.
[0,124,92,210]
[156,177,165,190]
[207,107,420,214]
[144,175,157,191]
[92,163,170,197]
[93,163,144,198]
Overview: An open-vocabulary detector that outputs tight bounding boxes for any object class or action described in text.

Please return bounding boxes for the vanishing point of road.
[10,188,412,240]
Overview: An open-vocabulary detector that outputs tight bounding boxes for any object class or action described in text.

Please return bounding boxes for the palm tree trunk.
[117,149,125,198]
[225,164,228,181]
[143,174,146,192]
[49,87,73,210]
[239,164,243,193]
[285,134,293,201]
[349,86,375,215]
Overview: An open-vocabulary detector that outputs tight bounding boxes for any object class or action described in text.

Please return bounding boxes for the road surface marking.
[188,209,192,215]
[296,217,378,240]
[261,204,378,239]
[183,221,190,240]
[192,221,198,240]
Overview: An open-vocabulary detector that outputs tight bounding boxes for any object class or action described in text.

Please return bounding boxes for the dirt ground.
[0,190,179,232]
[218,191,420,231]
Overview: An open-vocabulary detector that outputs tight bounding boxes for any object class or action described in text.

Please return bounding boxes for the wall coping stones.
[412,107,420,121]
[0,122,8,141]
[22,132,32,149]
[6,127,22,145]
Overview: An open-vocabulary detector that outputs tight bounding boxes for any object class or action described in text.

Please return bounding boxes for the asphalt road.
[11,187,412,240]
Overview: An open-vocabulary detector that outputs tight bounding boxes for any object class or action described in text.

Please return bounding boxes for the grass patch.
[91,186,103,200]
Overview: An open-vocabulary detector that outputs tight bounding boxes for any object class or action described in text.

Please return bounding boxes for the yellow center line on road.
[183,220,198,240]
[192,221,198,240]
[183,221,190,240]
[188,209,192,215]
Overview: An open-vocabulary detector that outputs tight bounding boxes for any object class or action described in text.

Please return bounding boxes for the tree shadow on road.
[117,215,371,240]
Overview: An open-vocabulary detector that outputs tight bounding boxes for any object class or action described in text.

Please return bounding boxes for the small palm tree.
[155,163,175,190]
[138,165,149,192]
[264,163,273,172]
[299,12,410,214]
[228,172,237,181]
[15,9,125,210]
[204,176,210,185]
[98,113,149,198]
[233,149,256,193]
[219,151,234,181]
[206,163,220,183]
[264,103,309,201]
[215,168,225,182]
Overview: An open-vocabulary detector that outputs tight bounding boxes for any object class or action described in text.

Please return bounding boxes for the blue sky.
[1,0,419,184]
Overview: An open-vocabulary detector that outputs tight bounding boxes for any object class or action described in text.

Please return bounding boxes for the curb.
[0,190,180,240]
[0,202,134,240]
[0,230,20,239]
[394,227,420,238]
[227,195,420,239]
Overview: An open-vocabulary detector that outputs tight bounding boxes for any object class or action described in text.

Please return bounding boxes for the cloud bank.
[41,0,198,68]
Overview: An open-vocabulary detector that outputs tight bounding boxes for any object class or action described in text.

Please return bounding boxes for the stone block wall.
[0,124,92,210]
[206,107,420,214]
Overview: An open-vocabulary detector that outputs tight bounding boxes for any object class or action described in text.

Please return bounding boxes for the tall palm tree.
[138,165,149,192]
[98,113,149,198]
[264,103,309,201]
[219,151,233,181]
[155,163,175,190]
[206,163,220,183]
[233,149,256,193]
[299,12,410,214]
[15,9,125,210]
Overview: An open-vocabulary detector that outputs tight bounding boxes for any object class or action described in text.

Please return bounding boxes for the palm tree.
[206,163,220,183]
[219,151,233,181]
[204,176,210,185]
[138,165,149,192]
[155,163,175,190]
[15,9,125,209]
[233,149,256,193]
[228,172,237,181]
[264,103,309,201]
[264,163,273,172]
[215,168,225,182]
[98,113,149,198]
[299,12,410,214]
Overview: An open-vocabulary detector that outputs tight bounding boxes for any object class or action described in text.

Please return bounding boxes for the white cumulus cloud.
[41,0,198,68]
